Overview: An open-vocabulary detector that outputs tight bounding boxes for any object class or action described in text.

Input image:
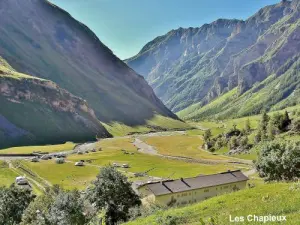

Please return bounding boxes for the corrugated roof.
[141,170,248,196]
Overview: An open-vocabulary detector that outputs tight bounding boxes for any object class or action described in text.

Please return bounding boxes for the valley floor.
[1,111,300,224]
[0,128,250,192]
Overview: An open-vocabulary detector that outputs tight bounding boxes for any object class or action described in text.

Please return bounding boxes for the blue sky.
[50,0,280,59]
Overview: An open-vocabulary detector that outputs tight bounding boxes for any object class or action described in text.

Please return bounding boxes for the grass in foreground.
[126,182,300,225]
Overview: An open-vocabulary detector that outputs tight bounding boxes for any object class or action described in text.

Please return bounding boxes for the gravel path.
[134,138,159,155]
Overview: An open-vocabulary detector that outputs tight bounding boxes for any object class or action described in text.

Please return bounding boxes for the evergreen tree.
[204,129,212,142]
[260,111,270,132]
[244,119,251,134]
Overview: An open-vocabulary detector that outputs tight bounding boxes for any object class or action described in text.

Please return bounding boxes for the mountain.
[0,0,185,148]
[0,56,110,148]
[0,0,176,127]
[126,0,300,119]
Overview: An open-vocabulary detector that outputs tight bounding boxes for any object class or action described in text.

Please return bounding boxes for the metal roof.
[140,170,248,196]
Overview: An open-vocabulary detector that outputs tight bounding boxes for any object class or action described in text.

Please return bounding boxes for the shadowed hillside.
[0,0,177,126]
[0,56,110,148]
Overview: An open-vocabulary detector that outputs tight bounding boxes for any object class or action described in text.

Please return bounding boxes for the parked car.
[16,176,29,185]
[113,163,119,167]
[31,157,39,163]
[41,155,51,160]
[122,164,129,168]
[75,161,84,166]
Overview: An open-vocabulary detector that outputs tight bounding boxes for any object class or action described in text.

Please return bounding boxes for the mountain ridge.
[126,0,299,116]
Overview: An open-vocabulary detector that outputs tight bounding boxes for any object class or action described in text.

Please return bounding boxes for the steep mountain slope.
[126,0,299,115]
[0,0,176,127]
[0,57,110,149]
[179,0,300,120]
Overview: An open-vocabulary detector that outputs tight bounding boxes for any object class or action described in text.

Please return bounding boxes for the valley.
[0,127,250,192]
[0,0,299,224]
[3,103,300,191]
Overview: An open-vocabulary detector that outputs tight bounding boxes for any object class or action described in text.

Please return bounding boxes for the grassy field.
[0,161,18,187]
[67,137,240,179]
[0,137,243,190]
[140,135,230,161]
[103,114,192,137]
[0,142,75,154]
[21,160,100,190]
[126,182,300,225]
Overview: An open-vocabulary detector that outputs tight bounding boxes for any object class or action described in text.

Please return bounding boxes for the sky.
[50,0,280,59]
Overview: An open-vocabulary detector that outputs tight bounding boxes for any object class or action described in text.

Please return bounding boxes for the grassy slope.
[126,182,300,225]
[0,142,75,154]
[103,114,192,137]
[178,55,300,121]
[0,161,19,187]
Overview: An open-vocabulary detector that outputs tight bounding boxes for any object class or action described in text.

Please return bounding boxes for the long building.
[137,170,249,206]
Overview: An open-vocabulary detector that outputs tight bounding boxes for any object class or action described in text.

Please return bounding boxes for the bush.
[21,186,91,225]
[0,185,34,225]
[256,140,300,181]
[86,166,141,225]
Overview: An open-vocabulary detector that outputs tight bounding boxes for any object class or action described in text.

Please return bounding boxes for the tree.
[0,184,34,225]
[281,111,291,130]
[254,130,262,143]
[203,129,212,142]
[244,119,251,134]
[260,111,270,132]
[239,136,249,148]
[291,118,300,133]
[214,138,223,150]
[255,140,300,181]
[86,166,141,225]
[228,136,239,150]
[267,121,276,140]
[21,186,90,225]
[48,190,88,225]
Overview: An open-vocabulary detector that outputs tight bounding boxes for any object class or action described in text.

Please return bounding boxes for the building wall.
[141,181,247,206]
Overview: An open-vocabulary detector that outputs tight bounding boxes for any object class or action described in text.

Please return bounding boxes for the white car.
[16,176,29,185]
[75,161,84,166]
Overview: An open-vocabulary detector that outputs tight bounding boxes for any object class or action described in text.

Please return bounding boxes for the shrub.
[256,140,300,181]
[86,166,141,225]
[0,185,34,225]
